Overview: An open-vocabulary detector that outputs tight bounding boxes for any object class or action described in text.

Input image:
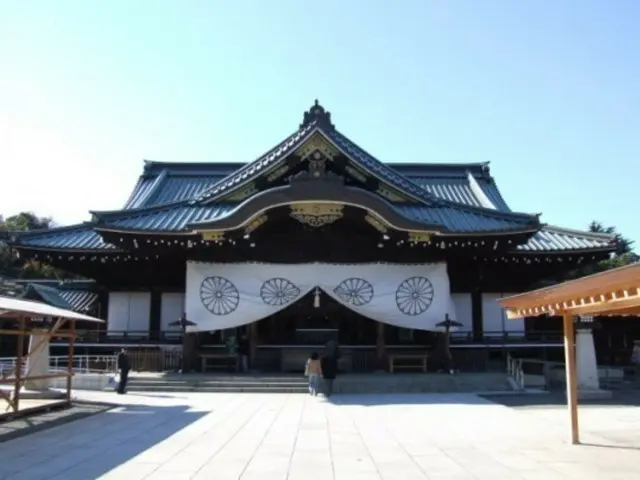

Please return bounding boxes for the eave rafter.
[500,263,640,319]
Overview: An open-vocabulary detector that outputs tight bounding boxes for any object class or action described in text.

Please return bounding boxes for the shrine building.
[9,101,616,371]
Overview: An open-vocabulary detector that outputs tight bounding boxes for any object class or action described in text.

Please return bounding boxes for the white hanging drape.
[185,262,457,332]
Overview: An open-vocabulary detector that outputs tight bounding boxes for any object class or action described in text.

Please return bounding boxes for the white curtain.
[185,262,456,332]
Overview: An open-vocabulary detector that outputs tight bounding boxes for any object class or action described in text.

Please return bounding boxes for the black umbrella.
[169,313,197,332]
[435,314,463,332]
[169,314,197,373]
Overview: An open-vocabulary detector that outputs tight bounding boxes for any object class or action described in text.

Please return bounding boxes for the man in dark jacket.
[320,354,338,397]
[237,334,249,373]
[117,348,131,394]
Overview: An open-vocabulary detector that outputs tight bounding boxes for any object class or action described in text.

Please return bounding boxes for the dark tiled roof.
[12,280,99,313]
[58,290,98,313]
[517,226,614,252]
[13,225,116,251]
[22,283,74,310]
[11,212,614,253]
[196,124,318,202]
[122,160,511,212]
[395,205,534,233]
[89,203,534,234]
[100,204,234,232]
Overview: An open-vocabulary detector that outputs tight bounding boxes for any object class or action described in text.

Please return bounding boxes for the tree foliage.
[563,221,638,280]
[0,212,67,279]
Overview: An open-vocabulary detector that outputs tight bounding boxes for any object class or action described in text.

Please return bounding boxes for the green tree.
[563,221,638,280]
[0,212,63,279]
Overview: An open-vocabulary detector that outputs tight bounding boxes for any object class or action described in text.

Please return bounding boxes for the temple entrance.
[199,288,439,373]
[256,289,376,347]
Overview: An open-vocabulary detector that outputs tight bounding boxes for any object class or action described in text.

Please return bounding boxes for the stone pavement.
[0,391,639,480]
[0,401,111,443]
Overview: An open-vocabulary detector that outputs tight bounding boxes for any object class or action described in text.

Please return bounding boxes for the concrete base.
[566,388,614,400]
[50,373,111,391]
[25,330,51,391]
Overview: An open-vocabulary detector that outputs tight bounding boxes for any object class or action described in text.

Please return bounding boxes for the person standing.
[117,348,131,394]
[321,353,338,397]
[237,334,249,373]
[305,352,322,396]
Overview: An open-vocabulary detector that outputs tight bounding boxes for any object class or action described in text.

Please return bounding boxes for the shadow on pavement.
[481,390,640,408]
[326,393,494,406]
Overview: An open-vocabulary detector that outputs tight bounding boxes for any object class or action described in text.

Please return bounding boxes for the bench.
[200,353,238,372]
[388,354,428,373]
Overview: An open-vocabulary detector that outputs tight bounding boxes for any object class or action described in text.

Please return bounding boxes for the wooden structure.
[499,262,640,444]
[388,353,428,373]
[0,296,104,415]
[7,101,618,368]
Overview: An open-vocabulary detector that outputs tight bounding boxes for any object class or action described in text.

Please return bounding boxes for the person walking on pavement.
[117,348,131,394]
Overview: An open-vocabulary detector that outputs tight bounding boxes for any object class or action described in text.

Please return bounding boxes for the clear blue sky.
[1,1,638,247]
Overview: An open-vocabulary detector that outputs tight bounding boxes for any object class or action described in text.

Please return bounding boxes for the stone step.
[125,385,310,394]
[127,381,309,388]
[121,373,514,394]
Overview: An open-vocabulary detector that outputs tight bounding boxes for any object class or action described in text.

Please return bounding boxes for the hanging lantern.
[313,287,321,308]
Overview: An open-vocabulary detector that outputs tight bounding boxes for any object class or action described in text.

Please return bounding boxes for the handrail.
[0,355,117,376]
[506,354,525,389]
[47,329,565,346]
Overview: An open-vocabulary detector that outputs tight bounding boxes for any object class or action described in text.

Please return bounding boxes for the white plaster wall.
[107,292,151,335]
[161,293,185,332]
[128,292,151,333]
[482,293,524,337]
[107,293,129,333]
[451,294,473,333]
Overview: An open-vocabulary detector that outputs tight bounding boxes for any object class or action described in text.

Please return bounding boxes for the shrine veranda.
[9,101,620,371]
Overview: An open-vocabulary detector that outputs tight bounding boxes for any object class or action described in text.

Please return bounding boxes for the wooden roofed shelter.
[499,262,640,445]
[0,295,104,415]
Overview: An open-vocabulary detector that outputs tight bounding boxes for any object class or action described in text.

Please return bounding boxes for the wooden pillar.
[66,319,76,402]
[149,291,162,341]
[471,265,484,341]
[471,290,483,341]
[563,312,579,444]
[13,316,25,412]
[249,322,258,364]
[376,322,386,370]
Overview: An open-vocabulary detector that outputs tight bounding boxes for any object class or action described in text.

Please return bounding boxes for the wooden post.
[249,322,258,365]
[66,319,76,402]
[13,315,25,412]
[376,322,386,370]
[563,312,579,444]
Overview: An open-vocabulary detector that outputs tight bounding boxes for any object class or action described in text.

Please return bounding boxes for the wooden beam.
[0,329,75,338]
[13,316,25,412]
[376,322,386,370]
[563,312,579,444]
[248,322,258,364]
[566,295,640,316]
[67,320,76,401]
[0,373,70,384]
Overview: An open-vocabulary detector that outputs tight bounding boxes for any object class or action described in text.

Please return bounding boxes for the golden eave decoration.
[364,214,388,234]
[290,203,343,228]
[200,231,225,242]
[295,133,340,160]
[244,215,268,235]
[408,231,432,243]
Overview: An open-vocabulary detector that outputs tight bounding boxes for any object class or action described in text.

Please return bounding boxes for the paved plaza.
[1,391,640,480]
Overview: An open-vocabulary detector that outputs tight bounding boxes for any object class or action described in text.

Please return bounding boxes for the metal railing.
[49,355,118,374]
[506,355,525,389]
[0,357,27,378]
[0,355,117,377]
[47,329,565,346]
[506,355,631,391]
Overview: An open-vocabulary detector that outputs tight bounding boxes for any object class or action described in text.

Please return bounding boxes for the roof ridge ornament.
[300,99,334,130]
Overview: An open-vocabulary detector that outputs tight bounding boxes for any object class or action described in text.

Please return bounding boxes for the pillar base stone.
[565,388,613,400]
